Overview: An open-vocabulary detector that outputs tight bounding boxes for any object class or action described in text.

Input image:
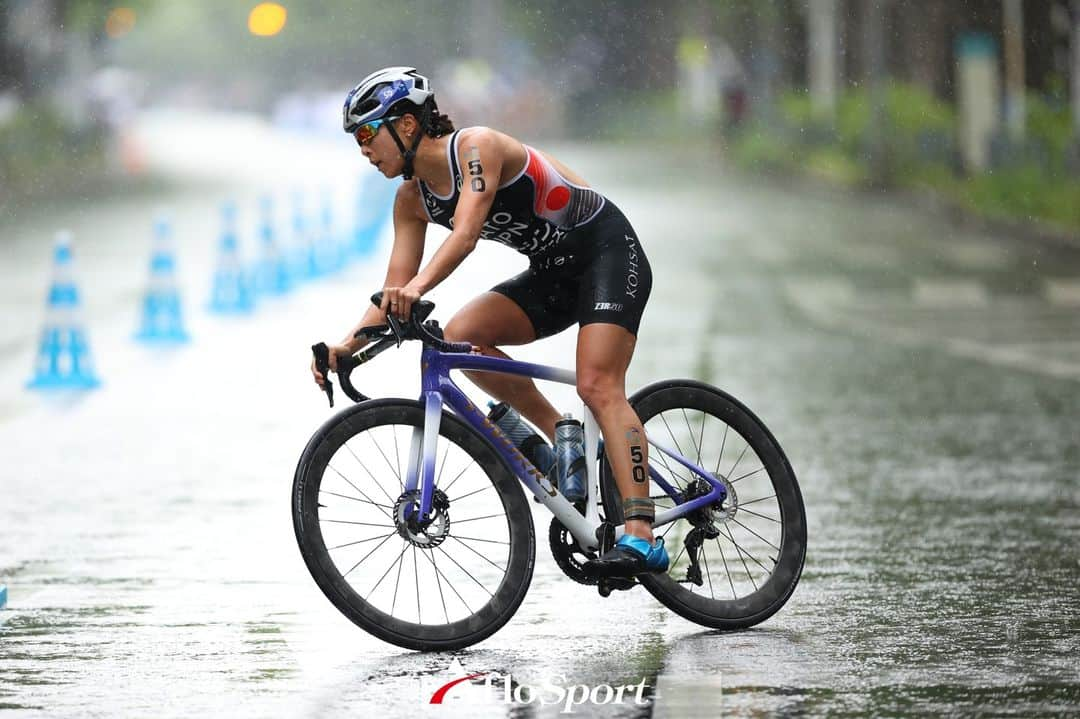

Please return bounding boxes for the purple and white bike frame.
[404,346,728,553]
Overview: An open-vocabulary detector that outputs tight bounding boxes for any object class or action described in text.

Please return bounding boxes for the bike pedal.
[597,577,636,597]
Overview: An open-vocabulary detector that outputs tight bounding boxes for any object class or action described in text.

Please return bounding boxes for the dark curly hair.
[390,97,455,138]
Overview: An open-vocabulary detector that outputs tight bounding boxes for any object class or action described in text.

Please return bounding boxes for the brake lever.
[386,312,405,346]
[311,342,334,408]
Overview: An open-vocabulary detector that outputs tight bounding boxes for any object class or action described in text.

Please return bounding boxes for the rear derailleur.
[680,479,723,587]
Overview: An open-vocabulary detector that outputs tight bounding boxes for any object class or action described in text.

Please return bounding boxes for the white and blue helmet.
[342,66,434,133]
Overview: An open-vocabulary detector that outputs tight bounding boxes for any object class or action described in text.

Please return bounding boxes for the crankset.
[549,517,598,585]
[548,518,636,596]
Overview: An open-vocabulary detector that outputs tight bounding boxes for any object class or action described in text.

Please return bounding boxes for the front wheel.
[292,399,536,651]
[600,380,806,629]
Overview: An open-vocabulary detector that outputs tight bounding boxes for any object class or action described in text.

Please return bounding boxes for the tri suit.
[416,128,652,338]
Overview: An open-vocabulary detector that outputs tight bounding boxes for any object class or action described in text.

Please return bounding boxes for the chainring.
[548,517,598,586]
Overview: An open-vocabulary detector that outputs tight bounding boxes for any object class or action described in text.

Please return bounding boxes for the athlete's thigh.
[445,291,537,346]
[576,322,637,387]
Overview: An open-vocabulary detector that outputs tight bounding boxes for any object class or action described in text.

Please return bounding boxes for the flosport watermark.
[428,670,651,713]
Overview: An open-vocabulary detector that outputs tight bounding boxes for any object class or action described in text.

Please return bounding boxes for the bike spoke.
[701,539,716,600]
[413,545,421,624]
[448,484,493,503]
[367,541,408,601]
[453,534,510,546]
[431,549,451,624]
[345,531,398,581]
[715,536,738,598]
[697,410,707,468]
[453,512,505,525]
[726,442,750,481]
[659,411,687,461]
[322,519,396,528]
[680,408,702,468]
[669,540,688,570]
[449,535,508,573]
[342,439,399,506]
[732,466,766,484]
[650,444,691,488]
[393,425,403,488]
[729,516,781,553]
[328,459,396,517]
[436,442,450,485]
[417,545,474,618]
[725,531,759,591]
[739,494,778,507]
[320,489,393,510]
[390,542,406,614]
[435,545,495,599]
[441,458,477,495]
[327,531,396,551]
[366,427,403,492]
[721,525,770,579]
[715,423,729,478]
[738,506,781,523]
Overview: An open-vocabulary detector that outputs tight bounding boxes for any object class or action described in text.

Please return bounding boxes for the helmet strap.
[384,102,432,181]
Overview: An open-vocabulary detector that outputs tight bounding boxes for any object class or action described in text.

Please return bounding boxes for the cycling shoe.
[583,535,669,578]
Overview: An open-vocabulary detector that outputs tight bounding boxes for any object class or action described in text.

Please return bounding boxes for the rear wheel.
[600,380,805,629]
[292,399,535,651]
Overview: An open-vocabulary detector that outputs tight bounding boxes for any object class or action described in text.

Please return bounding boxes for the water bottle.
[555,413,587,506]
[487,402,555,476]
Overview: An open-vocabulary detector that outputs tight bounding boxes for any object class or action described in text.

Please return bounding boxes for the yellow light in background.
[105,7,136,39]
[248,3,287,37]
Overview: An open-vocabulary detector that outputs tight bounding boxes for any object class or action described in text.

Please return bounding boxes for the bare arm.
[383,128,502,318]
[339,182,428,352]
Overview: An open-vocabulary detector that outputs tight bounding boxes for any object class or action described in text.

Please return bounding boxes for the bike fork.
[403,392,442,521]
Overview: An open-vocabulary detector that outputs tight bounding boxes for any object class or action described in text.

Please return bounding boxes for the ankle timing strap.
[384,102,432,181]
[623,497,655,523]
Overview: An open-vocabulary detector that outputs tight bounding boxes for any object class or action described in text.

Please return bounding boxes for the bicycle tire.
[293,398,535,651]
[599,380,806,629]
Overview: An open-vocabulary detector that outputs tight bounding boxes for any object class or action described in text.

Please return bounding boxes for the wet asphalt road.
[1,114,1078,717]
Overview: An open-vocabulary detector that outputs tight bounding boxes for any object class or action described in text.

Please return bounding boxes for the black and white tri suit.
[416,128,652,337]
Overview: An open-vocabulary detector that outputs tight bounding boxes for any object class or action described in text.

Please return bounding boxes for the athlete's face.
[356,116,415,177]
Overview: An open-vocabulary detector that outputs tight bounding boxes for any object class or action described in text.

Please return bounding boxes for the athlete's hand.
[310,343,352,389]
[380,284,423,322]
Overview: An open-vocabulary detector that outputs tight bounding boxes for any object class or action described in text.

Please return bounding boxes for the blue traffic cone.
[315,187,347,275]
[135,216,191,344]
[352,174,383,258]
[288,190,319,282]
[208,202,255,314]
[26,232,102,391]
[254,194,292,296]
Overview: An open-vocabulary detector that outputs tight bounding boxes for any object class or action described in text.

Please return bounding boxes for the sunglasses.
[353,116,400,146]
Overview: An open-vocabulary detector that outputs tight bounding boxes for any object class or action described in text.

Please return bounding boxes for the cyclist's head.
[343,66,454,179]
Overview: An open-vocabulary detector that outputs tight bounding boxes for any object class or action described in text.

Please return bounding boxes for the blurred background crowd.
[1,0,1079,232]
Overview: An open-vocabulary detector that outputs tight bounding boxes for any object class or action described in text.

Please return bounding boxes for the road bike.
[293,294,806,651]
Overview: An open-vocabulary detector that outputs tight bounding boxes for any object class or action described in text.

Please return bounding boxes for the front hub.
[393,488,450,548]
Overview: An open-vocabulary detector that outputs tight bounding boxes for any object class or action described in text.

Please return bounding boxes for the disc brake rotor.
[393,488,450,548]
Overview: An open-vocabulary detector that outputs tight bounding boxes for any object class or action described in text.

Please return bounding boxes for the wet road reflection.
[1,114,1078,716]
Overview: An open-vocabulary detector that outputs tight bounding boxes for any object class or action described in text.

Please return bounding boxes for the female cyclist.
[310,67,667,578]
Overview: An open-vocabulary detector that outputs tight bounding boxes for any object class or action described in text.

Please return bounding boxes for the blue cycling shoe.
[583,534,670,578]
